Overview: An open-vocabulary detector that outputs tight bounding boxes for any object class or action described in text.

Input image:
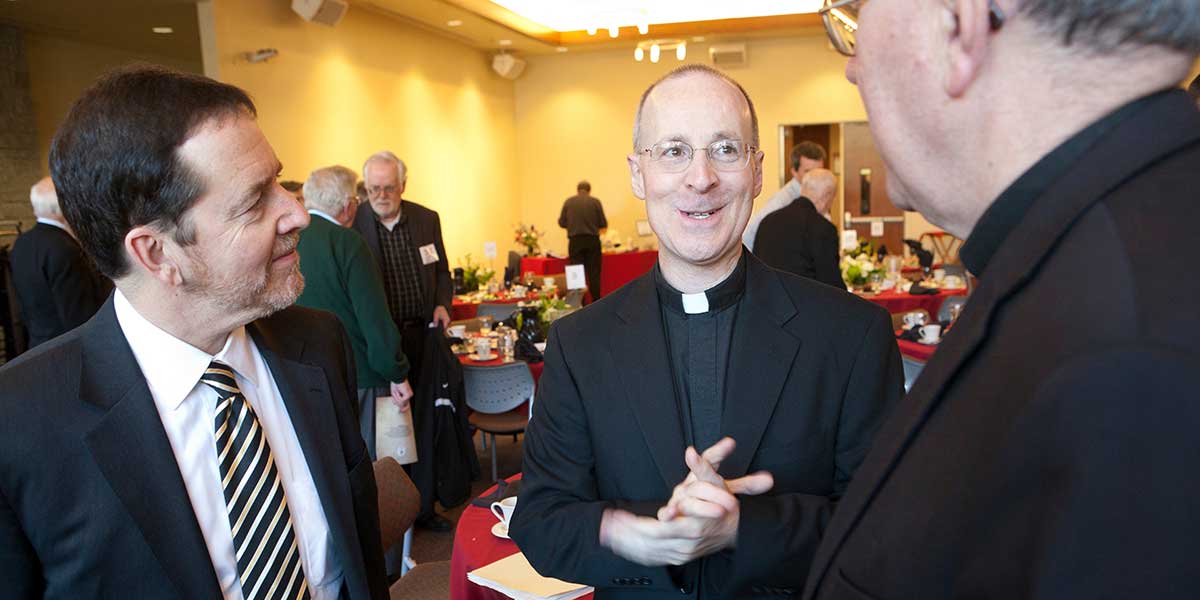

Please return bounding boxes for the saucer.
[470,352,498,361]
[491,521,510,539]
[918,338,941,346]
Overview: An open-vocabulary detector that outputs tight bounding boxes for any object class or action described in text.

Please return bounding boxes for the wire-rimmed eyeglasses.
[818,0,1006,57]
[638,139,758,173]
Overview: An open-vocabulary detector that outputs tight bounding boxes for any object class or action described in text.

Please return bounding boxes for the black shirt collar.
[959,89,1170,276]
[654,251,748,315]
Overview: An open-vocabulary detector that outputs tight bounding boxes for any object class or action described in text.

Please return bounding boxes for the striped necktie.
[202,361,311,600]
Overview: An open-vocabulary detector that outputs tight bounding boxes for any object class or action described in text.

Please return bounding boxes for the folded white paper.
[467,552,592,600]
[376,397,417,465]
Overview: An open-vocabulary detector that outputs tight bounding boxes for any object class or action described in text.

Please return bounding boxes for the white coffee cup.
[903,312,927,328]
[474,337,491,358]
[447,325,466,339]
[490,497,517,528]
[919,323,942,344]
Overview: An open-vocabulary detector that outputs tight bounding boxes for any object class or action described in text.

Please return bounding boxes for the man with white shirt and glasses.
[803,1,1200,599]
[0,66,387,599]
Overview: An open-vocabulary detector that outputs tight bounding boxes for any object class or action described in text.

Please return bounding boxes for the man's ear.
[125,226,184,287]
[751,150,765,198]
[628,154,647,200]
[944,0,993,98]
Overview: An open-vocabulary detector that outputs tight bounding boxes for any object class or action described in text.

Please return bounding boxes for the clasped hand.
[599,437,774,567]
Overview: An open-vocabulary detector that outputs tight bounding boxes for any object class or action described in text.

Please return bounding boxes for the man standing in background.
[754,168,844,290]
[295,165,413,460]
[558,180,607,301]
[353,150,454,531]
[743,141,826,250]
[9,176,110,348]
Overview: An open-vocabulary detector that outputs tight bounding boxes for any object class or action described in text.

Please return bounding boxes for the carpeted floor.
[407,432,526,564]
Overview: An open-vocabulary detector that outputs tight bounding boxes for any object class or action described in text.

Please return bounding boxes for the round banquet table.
[856,287,966,316]
[896,337,937,362]
[456,353,544,385]
[451,295,531,321]
[449,475,595,600]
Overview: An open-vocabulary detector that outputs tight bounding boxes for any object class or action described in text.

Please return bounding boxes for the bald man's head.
[800,168,836,214]
[30,177,62,220]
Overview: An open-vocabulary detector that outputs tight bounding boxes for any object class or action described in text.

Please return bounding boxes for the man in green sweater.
[296,165,413,459]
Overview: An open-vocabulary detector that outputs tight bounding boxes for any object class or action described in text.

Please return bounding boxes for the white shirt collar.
[307,209,340,225]
[379,214,401,231]
[113,289,258,411]
[36,217,71,234]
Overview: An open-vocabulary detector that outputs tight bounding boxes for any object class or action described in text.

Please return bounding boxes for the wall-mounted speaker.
[292,0,348,27]
[492,53,526,80]
[708,43,747,68]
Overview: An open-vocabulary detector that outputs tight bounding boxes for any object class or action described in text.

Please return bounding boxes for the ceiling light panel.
[488,0,824,31]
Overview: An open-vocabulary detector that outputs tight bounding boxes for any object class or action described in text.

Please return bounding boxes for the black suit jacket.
[352,200,452,318]
[8,223,110,348]
[753,197,844,290]
[804,91,1200,600]
[511,253,903,599]
[0,299,388,599]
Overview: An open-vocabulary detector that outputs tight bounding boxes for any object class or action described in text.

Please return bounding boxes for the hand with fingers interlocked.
[598,437,775,566]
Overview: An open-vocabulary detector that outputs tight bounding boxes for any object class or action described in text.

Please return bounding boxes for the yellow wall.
[512,33,943,255]
[209,0,519,268]
[24,33,203,176]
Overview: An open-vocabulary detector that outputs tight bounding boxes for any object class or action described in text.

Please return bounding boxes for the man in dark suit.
[0,66,387,599]
[754,168,844,290]
[804,2,1200,599]
[511,64,902,599]
[9,177,109,348]
[352,151,454,531]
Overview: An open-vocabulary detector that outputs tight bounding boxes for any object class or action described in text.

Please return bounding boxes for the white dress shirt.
[743,178,801,251]
[114,290,343,600]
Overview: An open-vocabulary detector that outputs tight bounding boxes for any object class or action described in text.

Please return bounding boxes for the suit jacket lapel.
[249,324,371,600]
[80,300,222,599]
[719,256,801,478]
[609,274,689,489]
[806,90,1200,594]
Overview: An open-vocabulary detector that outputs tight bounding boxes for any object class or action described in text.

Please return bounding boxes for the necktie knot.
[200,361,242,400]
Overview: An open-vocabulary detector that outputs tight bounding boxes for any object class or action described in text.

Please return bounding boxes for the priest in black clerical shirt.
[510,65,903,599]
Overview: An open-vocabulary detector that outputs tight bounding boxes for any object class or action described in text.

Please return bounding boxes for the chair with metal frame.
[463,362,534,482]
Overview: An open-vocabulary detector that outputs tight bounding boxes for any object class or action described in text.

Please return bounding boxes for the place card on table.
[467,552,592,600]
[565,264,587,290]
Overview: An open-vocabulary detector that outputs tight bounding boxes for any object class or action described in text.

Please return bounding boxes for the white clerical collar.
[307,209,340,225]
[680,293,710,315]
[36,217,71,234]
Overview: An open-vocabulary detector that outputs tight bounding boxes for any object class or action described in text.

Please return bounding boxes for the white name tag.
[419,243,439,265]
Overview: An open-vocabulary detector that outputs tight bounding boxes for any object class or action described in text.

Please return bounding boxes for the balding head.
[30,177,62,221]
[632,64,759,152]
[800,168,837,214]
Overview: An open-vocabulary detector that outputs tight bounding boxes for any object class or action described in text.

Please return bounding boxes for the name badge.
[419,243,439,265]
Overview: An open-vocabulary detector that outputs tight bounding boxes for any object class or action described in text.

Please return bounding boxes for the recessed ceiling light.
[447,19,463,27]
[498,39,513,46]
[152,27,174,34]
[556,47,568,53]
[692,36,706,42]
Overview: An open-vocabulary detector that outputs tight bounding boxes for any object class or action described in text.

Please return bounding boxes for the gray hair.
[1020,0,1200,53]
[632,64,760,152]
[362,150,407,184]
[30,177,61,219]
[303,166,357,216]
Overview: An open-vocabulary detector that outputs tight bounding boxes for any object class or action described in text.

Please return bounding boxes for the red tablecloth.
[896,338,936,362]
[600,250,658,296]
[519,256,568,276]
[449,475,594,600]
[857,288,966,316]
